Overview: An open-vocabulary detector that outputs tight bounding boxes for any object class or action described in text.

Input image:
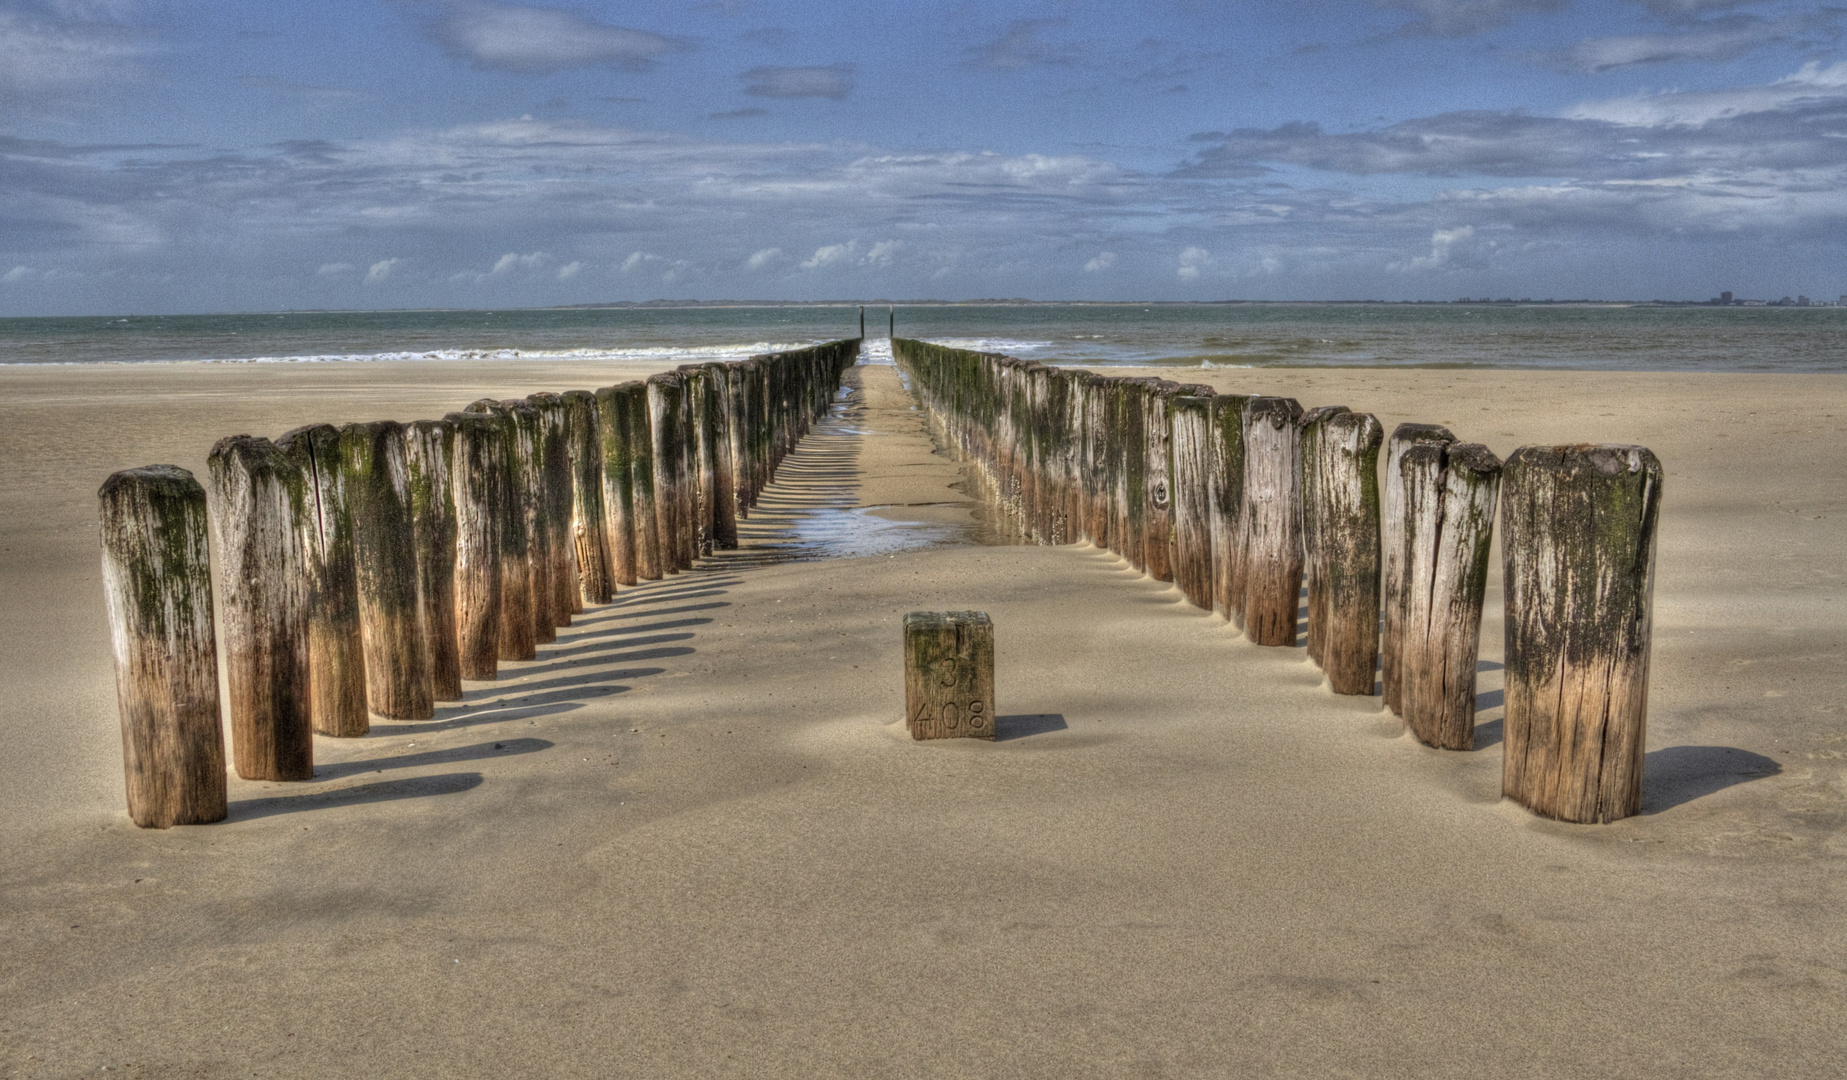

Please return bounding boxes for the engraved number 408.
[913,699,987,727]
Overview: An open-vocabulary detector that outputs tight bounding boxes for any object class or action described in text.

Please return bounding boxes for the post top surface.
[903,610,993,630]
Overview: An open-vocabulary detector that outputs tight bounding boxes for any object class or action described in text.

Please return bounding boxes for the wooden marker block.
[903,611,995,741]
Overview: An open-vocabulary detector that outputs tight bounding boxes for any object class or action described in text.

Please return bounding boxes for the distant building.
[1721,291,1733,305]
[1798,295,1812,306]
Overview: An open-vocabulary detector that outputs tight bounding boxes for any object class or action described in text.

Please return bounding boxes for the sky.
[2,0,1845,314]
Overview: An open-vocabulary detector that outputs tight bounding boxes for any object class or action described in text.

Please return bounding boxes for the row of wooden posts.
[890,338,1663,825]
[98,340,862,828]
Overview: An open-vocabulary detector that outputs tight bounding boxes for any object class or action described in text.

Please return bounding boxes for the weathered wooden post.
[592,385,640,586]
[1112,379,1147,569]
[1311,411,1384,695]
[502,400,555,641]
[646,373,687,574]
[466,401,536,660]
[903,611,995,741]
[404,419,462,701]
[696,362,740,549]
[1240,396,1304,645]
[1298,405,1351,665]
[1080,373,1111,545]
[622,383,665,581]
[446,411,502,680]
[1209,393,1250,623]
[1382,423,1456,715]
[1142,380,1180,582]
[1170,392,1217,609]
[677,366,717,555]
[99,466,228,828]
[340,421,433,721]
[276,423,369,737]
[527,393,577,625]
[1399,442,1502,748]
[1501,445,1662,823]
[562,389,614,605]
[206,436,313,781]
[726,360,755,517]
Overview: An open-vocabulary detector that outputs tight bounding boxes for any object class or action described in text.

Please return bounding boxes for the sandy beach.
[1,353,1843,1077]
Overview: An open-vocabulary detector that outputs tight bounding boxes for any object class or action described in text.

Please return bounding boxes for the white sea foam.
[0,341,818,367]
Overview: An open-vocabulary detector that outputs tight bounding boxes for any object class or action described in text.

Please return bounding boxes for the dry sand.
[0,352,1843,1078]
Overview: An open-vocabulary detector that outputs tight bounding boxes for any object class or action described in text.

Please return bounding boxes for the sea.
[1,303,1842,372]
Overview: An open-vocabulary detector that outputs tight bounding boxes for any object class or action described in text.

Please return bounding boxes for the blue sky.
[2,1,1845,313]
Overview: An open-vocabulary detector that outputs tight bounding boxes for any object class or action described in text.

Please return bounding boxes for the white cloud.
[428,2,684,74]
[491,250,549,274]
[1566,60,1847,126]
[365,257,401,282]
[864,239,903,266]
[741,64,853,99]
[555,260,581,280]
[1391,225,1479,271]
[0,3,150,112]
[1177,246,1212,281]
[2,265,31,283]
[1369,0,1567,36]
[800,243,851,270]
[744,246,784,270]
[1084,251,1116,272]
[621,251,660,273]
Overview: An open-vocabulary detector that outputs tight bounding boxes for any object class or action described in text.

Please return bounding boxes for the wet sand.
[0,353,1843,1077]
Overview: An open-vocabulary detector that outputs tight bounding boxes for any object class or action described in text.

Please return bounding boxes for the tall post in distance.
[1399,442,1502,748]
[340,421,433,721]
[404,419,462,701]
[276,423,369,737]
[99,466,227,828]
[1313,411,1385,696]
[206,436,313,781]
[1239,396,1304,645]
[1298,405,1351,666]
[447,411,502,680]
[464,400,535,662]
[1501,445,1661,824]
[562,390,613,605]
[1382,423,1456,715]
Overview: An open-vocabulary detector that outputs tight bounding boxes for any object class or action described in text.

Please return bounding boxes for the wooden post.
[562,389,614,605]
[1314,412,1385,696]
[593,384,640,586]
[860,306,865,338]
[1142,380,1178,582]
[1209,394,1250,623]
[205,436,313,781]
[404,419,462,701]
[1170,393,1217,609]
[646,373,687,573]
[623,383,664,581]
[1112,379,1147,569]
[463,400,535,661]
[903,611,995,741]
[1501,445,1662,823]
[99,466,228,828]
[700,362,740,549]
[276,424,369,737]
[1080,373,1111,545]
[1381,423,1455,715]
[1399,443,1502,748]
[726,360,755,518]
[1240,396,1304,646]
[527,393,577,625]
[446,411,502,680]
[677,366,717,556]
[677,373,701,566]
[1298,404,1350,666]
[503,400,555,641]
[339,421,433,721]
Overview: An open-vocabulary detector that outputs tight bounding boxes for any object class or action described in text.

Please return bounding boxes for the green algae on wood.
[99,465,228,828]
[276,423,369,737]
[1501,444,1661,824]
[206,435,314,781]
